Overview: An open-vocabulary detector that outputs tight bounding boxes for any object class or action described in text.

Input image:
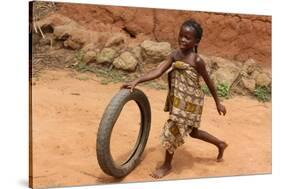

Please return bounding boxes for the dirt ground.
[31,69,272,189]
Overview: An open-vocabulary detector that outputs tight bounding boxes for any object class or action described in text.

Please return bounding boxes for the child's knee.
[161,120,184,153]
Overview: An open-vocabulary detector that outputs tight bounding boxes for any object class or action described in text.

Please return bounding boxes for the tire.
[96,88,151,178]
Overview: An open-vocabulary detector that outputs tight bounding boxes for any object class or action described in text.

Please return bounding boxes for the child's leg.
[150,120,184,179]
[150,150,174,179]
[189,128,228,162]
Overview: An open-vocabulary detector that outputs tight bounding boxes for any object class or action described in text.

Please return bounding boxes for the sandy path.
[30,69,271,188]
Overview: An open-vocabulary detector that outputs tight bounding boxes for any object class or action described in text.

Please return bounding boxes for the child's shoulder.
[194,54,207,71]
[195,54,204,63]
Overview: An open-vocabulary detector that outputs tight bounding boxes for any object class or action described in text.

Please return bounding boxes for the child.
[121,19,227,179]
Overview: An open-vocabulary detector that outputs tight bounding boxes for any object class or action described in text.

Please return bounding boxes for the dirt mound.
[30,2,271,101]
[56,2,271,66]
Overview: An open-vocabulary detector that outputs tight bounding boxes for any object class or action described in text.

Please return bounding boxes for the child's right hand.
[216,103,227,116]
[120,81,138,92]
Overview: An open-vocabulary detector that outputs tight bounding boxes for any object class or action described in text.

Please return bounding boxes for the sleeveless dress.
[161,60,205,154]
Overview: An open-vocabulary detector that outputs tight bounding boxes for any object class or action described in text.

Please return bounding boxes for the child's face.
[178,25,197,51]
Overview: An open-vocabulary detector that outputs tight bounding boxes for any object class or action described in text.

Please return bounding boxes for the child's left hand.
[216,103,226,116]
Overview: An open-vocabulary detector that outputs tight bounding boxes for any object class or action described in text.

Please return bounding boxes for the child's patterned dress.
[161,61,205,154]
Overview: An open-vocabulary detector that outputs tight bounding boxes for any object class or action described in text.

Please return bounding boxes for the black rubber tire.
[96,88,151,178]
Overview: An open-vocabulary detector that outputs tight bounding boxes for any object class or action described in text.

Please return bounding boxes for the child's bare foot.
[217,142,228,162]
[150,164,172,179]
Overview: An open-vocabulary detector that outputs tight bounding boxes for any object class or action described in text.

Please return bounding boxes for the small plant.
[201,83,230,98]
[216,82,230,98]
[75,50,84,64]
[73,50,89,72]
[254,85,271,102]
[89,66,128,84]
[201,84,211,96]
[100,79,111,85]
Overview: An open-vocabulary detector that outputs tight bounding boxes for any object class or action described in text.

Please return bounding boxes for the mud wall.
[56,3,271,66]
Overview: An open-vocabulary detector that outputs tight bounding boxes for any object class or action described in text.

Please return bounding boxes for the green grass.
[201,82,230,99]
[73,50,88,72]
[71,52,167,90]
[216,82,230,98]
[254,85,271,102]
[201,84,211,96]
[91,67,128,84]
[72,50,128,84]
[74,63,129,85]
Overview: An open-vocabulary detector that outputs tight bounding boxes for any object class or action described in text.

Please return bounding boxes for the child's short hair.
[181,19,203,53]
[181,19,203,45]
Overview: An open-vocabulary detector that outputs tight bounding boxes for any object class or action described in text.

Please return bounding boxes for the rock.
[131,46,143,62]
[199,54,218,75]
[212,69,237,86]
[83,51,97,64]
[200,54,241,85]
[67,29,92,45]
[96,48,118,64]
[53,22,80,40]
[32,32,41,46]
[113,51,138,71]
[63,38,81,50]
[105,34,126,49]
[241,78,256,93]
[209,56,241,86]
[199,54,212,65]
[82,43,98,52]
[242,58,260,75]
[131,46,144,71]
[36,13,75,29]
[231,86,247,96]
[140,40,171,64]
[37,33,55,46]
[251,70,260,80]
[39,37,51,46]
[53,23,111,49]
[255,72,271,87]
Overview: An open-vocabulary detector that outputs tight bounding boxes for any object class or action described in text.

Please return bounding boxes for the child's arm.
[121,53,174,91]
[195,56,227,116]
